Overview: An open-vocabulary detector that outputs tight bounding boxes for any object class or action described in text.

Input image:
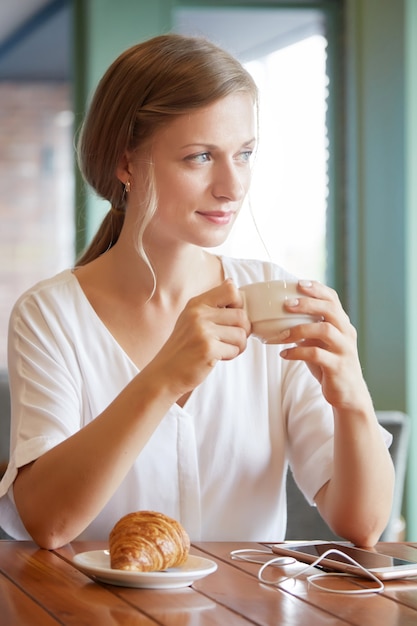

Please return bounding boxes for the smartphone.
[270,541,417,580]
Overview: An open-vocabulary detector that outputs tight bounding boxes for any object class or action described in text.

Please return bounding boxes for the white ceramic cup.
[239,279,319,344]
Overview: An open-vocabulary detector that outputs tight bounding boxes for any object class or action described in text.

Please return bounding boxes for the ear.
[116,152,132,185]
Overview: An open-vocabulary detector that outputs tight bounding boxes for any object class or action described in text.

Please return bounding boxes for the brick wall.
[0,83,74,369]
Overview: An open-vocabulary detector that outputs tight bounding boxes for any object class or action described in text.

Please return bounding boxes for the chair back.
[0,370,10,478]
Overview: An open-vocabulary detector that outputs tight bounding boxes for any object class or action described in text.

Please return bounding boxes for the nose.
[211,161,247,202]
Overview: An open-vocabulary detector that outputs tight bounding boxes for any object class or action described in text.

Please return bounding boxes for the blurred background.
[0,0,416,539]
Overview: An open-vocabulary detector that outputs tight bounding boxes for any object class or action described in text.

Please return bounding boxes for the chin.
[199,232,232,250]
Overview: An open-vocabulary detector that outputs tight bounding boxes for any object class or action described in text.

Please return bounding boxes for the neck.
[106,237,223,307]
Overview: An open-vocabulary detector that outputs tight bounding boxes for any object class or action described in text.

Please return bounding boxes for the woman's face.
[129,92,256,251]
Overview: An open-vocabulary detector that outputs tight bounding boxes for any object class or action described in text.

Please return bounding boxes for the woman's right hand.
[13,279,250,549]
[147,278,250,398]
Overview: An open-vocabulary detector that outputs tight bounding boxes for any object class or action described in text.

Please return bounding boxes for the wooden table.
[1,540,417,625]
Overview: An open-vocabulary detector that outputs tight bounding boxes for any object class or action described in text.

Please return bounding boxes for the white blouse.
[0,256,390,542]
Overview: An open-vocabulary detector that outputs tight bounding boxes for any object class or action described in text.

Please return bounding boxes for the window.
[175,6,329,282]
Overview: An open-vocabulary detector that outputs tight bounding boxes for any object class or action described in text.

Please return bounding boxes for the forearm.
[316,402,395,547]
[13,366,178,549]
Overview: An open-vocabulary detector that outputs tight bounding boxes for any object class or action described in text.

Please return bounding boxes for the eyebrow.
[180,138,257,151]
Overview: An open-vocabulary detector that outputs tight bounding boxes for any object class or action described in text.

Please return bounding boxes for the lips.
[197,211,235,225]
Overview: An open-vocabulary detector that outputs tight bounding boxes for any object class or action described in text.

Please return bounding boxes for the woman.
[0,34,393,549]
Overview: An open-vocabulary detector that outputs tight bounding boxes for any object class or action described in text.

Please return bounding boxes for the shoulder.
[219,256,298,286]
[10,269,81,326]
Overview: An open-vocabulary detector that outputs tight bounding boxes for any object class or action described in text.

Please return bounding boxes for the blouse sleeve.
[0,286,84,537]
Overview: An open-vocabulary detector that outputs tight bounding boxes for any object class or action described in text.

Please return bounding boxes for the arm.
[314,399,394,547]
[13,279,249,549]
[279,280,394,547]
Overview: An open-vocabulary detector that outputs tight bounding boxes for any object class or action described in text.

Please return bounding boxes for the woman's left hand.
[278,280,366,411]
[279,280,395,547]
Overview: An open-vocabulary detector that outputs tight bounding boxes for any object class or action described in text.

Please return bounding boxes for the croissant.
[109,510,190,572]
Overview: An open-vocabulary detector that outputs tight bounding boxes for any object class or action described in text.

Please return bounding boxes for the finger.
[216,327,248,360]
[296,279,337,302]
[193,278,243,310]
[278,321,342,351]
[284,297,351,334]
[191,324,247,365]
[208,305,251,334]
[187,283,250,335]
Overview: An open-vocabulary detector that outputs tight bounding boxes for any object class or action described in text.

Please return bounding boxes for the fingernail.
[299,280,313,288]
[279,329,291,340]
[286,298,299,307]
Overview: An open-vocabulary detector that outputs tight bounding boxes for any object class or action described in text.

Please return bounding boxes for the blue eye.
[188,152,211,163]
[238,150,253,163]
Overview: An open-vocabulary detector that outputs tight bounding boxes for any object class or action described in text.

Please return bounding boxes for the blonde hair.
[76,33,258,266]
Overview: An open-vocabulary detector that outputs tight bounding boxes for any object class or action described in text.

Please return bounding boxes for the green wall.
[73,0,173,251]
[405,0,417,540]
[345,0,407,407]
[345,0,417,538]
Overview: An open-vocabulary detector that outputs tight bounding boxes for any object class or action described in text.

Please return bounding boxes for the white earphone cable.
[230,548,385,595]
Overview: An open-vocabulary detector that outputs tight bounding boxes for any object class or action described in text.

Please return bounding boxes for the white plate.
[72,550,218,589]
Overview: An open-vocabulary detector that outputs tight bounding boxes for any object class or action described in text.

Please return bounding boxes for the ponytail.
[77,207,125,266]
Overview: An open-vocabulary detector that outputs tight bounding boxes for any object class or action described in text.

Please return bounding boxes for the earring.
[124,180,131,193]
